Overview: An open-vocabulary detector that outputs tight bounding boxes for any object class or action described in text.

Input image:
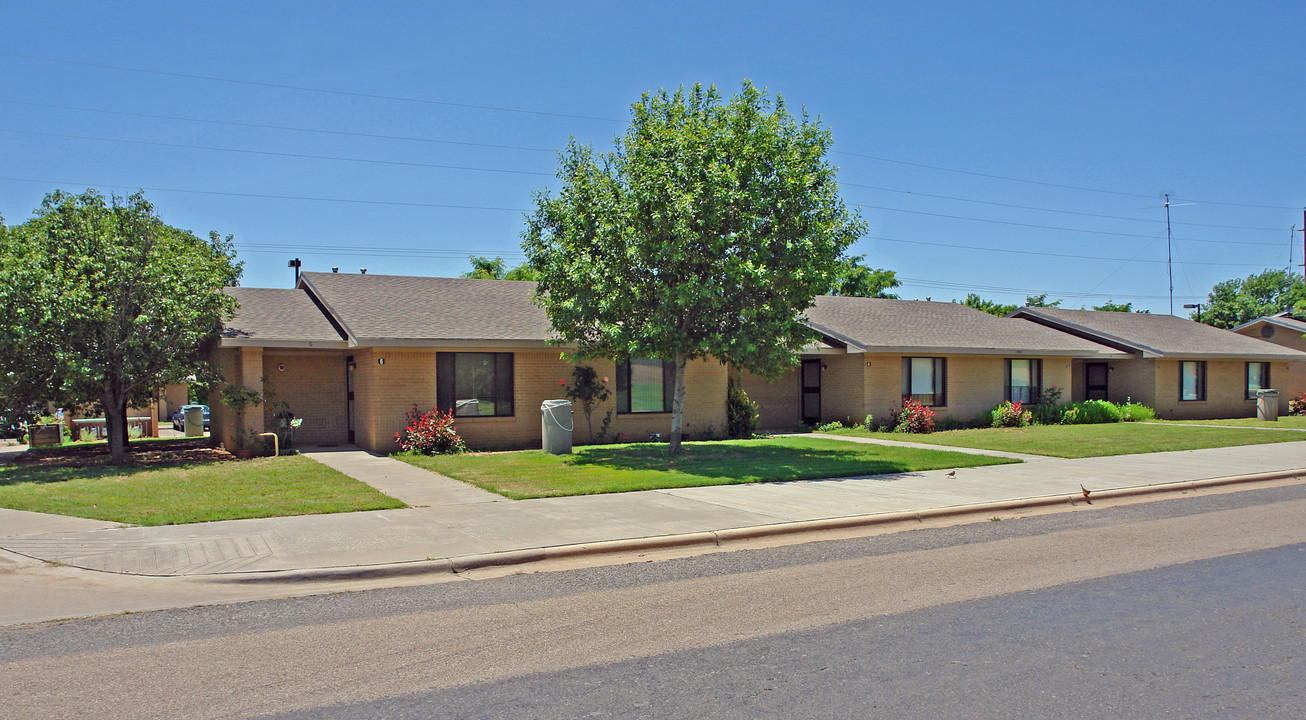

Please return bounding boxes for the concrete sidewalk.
[2,439,1305,579]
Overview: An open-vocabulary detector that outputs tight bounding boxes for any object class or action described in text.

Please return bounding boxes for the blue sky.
[2,1,1303,314]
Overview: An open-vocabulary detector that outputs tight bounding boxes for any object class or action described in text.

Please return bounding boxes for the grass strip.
[0,454,405,525]
[397,436,1017,499]
[822,422,1306,458]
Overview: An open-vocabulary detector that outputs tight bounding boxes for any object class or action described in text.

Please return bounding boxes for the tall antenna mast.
[1165,193,1173,315]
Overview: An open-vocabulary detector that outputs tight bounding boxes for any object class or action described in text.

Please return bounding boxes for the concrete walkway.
[1,439,1304,578]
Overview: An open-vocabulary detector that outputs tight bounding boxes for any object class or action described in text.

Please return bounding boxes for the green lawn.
[1148,416,1306,429]
[396,436,1017,499]
[0,454,405,525]
[821,422,1306,458]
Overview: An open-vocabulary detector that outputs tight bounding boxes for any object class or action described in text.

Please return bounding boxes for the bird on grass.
[1080,484,1092,504]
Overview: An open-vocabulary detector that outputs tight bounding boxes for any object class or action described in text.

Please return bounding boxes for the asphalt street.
[3,483,1305,719]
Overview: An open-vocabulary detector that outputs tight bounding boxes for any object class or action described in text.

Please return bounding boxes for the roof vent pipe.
[360,268,367,274]
[331,266,339,273]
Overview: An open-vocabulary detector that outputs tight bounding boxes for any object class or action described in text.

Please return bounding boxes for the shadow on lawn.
[1,438,234,485]
[562,442,933,481]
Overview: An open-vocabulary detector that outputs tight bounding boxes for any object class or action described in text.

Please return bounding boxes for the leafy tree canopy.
[827,255,900,298]
[461,255,540,281]
[1198,268,1306,329]
[523,81,866,452]
[1024,293,1062,308]
[1091,300,1134,312]
[0,190,242,461]
[957,293,1017,317]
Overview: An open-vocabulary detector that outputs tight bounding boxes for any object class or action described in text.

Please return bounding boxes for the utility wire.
[852,200,1280,245]
[0,100,558,153]
[0,51,623,123]
[0,175,531,212]
[871,236,1271,267]
[5,51,1299,211]
[842,181,1286,232]
[0,128,553,177]
[3,99,1294,230]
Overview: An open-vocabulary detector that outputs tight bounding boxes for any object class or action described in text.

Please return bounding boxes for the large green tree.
[0,190,241,462]
[524,82,866,452]
[827,255,900,298]
[1198,269,1306,329]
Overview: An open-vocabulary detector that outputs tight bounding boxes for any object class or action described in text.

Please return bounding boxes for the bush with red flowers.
[395,404,468,455]
[893,398,936,434]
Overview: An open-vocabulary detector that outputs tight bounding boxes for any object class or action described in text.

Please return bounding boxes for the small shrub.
[815,420,846,432]
[863,414,874,430]
[1119,397,1157,422]
[1289,392,1306,416]
[1061,400,1122,425]
[990,401,1033,428]
[1032,385,1064,425]
[564,365,611,443]
[893,399,936,434]
[726,376,760,439]
[395,404,468,455]
[78,427,95,443]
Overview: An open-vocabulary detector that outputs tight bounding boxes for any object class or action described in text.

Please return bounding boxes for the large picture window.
[617,358,673,413]
[1180,360,1206,402]
[436,352,514,417]
[1246,362,1270,400]
[1005,358,1043,404]
[902,357,946,407]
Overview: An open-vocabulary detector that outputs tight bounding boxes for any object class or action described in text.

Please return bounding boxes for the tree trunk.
[668,355,689,454]
[103,388,129,464]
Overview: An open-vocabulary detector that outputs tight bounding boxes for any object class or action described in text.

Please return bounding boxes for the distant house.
[212,272,726,453]
[738,297,1126,428]
[1010,307,1306,419]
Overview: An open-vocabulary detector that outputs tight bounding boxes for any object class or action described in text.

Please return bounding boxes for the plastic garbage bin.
[1256,389,1280,421]
[184,406,205,437]
[541,399,574,454]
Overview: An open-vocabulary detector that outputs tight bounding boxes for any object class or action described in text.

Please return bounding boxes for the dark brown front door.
[801,359,822,426]
[1085,362,1108,401]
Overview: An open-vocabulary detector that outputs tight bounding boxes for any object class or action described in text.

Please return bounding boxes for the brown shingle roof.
[300,272,553,343]
[803,296,1123,356]
[1232,312,1306,335]
[221,288,346,345]
[1011,306,1306,359]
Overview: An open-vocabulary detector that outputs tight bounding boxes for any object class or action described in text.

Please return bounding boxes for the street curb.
[210,468,1306,584]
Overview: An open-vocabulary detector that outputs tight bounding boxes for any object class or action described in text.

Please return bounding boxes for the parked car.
[171,404,210,431]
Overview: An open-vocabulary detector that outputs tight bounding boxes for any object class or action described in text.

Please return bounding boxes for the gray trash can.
[541,399,574,454]
[184,406,204,437]
[1256,389,1280,421]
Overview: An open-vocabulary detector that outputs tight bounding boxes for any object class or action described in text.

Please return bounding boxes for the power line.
[841,181,1286,232]
[0,99,556,152]
[851,200,1281,246]
[5,52,1299,211]
[0,175,531,212]
[871,235,1271,267]
[235,242,525,258]
[898,276,1202,301]
[0,51,623,123]
[0,128,553,177]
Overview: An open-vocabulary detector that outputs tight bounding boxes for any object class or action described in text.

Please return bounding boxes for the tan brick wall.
[347,347,726,453]
[1153,359,1262,420]
[738,365,800,430]
[819,354,866,424]
[261,350,349,446]
[209,346,265,450]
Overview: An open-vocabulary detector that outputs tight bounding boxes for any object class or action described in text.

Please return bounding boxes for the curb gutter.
[210,468,1306,584]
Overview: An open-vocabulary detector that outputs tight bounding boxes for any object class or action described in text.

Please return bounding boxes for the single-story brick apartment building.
[211,271,1306,452]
